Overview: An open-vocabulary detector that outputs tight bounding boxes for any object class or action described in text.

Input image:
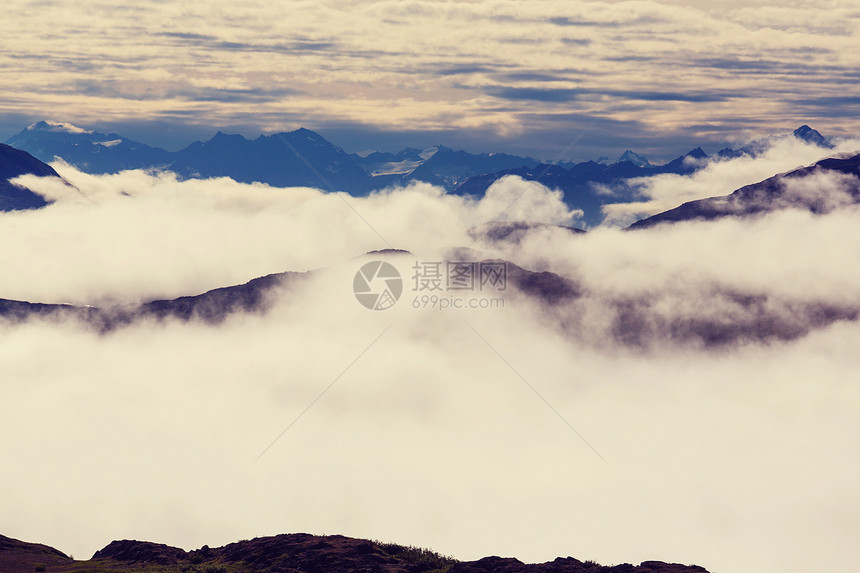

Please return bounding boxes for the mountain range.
[2,121,856,232]
[0,532,711,573]
[353,145,541,190]
[5,122,374,195]
[451,147,710,226]
[3,121,836,225]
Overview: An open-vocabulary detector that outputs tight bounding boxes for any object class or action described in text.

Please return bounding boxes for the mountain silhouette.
[628,152,860,229]
[3,246,858,347]
[452,147,710,227]
[169,129,374,193]
[5,121,172,173]
[4,122,838,222]
[0,142,65,210]
[0,532,713,573]
[6,123,373,194]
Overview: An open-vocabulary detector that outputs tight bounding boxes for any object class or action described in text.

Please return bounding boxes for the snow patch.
[28,121,93,134]
[419,146,439,160]
[371,159,423,176]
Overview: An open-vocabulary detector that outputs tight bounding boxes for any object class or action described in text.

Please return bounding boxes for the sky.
[2,148,860,573]
[1,0,860,159]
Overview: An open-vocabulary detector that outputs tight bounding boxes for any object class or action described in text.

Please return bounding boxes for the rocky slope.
[0,142,62,210]
[628,152,860,229]
[0,533,712,573]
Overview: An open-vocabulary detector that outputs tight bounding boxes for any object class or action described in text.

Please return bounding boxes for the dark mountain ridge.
[0,257,578,332]
[0,142,64,210]
[0,270,302,333]
[3,247,858,348]
[628,151,860,229]
[0,534,72,572]
[0,532,711,573]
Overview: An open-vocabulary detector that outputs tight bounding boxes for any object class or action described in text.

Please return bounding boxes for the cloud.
[434,65,498,76]
[484,87,582,103]
[2,154,860,573]
[792,95,860,107]
[1,1,859,157]
[600,135,860,227]
[0,165,579,305]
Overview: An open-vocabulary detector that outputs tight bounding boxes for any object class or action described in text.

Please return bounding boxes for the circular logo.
[353,261,403,310]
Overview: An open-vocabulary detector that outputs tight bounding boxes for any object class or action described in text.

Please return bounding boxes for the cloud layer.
[2,1,859,158]
[600,135,860,226]
[1,158,860,573]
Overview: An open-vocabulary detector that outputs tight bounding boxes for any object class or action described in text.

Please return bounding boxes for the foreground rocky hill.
[0,533,711,573]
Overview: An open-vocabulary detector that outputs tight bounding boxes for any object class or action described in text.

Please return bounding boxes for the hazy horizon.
[2,0,859,160]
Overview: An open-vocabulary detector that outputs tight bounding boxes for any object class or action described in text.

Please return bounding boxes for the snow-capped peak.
[618,149,651,167]
[27,121,93,134]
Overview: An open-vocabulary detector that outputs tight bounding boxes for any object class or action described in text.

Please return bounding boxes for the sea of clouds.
[1,139,859,573]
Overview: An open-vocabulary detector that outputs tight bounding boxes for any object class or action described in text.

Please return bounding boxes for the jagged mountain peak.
[618,149,651,167]
[208,131,248,142]
[291,126,321,137]
[792,124,831,147]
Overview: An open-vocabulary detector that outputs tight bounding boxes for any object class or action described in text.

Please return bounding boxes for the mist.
[1,153,859,573]
[600,134,860,226]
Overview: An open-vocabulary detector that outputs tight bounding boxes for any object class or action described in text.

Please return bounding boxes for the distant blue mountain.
[617,149,652,168]
[6,121,172,173]
[6,123,374,195]
[717,124,832,159]
[353,145,540,191]
[9,122,543,195]
[453,147,710,227]
[169,129,373,193]
[451,125,829,227]
[578,150,652,168]
[4,121,835,222]
[352,147,427,175]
